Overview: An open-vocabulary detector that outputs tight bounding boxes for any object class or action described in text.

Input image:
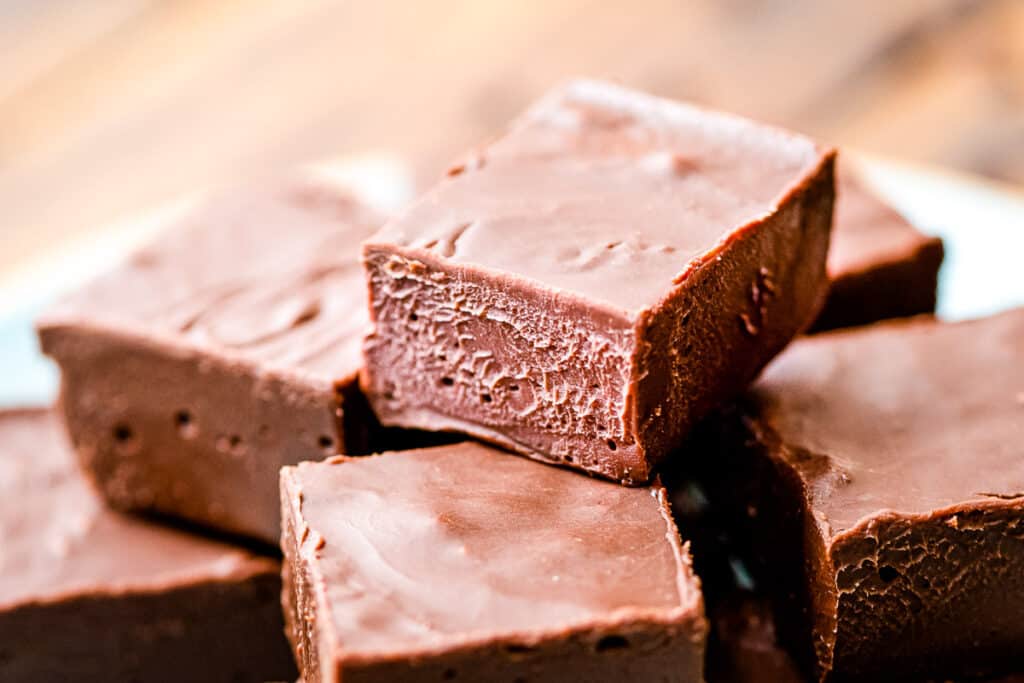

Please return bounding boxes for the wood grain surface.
[1,0,1022,281]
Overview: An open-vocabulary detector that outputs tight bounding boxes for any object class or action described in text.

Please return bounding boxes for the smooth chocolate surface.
[696,309,1024,682]
[363,79,835,484]
[811,167,943,331]
[280,441,707,682]
[38,174,383,542]
[0,408,296,682]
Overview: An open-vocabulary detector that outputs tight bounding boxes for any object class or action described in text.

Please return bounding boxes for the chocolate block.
[695,309,1024,681]
[38,174,382,543]
[362,80,835,484]
[280,442,707,682]
[810,168,944,331]
[0,408,296,682]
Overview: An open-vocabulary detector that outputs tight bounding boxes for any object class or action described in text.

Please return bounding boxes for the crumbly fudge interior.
[363,248,647,482]
[830,508,1024,681]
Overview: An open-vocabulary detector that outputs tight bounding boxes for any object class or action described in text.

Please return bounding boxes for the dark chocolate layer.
[363,79,835,484]
[38,173,383,542]
[0,408,296,682]
[811,167,943,331]
[280,441,707,682]
[696,309,1024,682]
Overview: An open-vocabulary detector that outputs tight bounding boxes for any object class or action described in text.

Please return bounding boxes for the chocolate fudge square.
[696,309,1024,682]
[810,167,944,332]
[280,442,707,683]
[38,174,383,543]
[0,408,296,683]
[362,79,836,484]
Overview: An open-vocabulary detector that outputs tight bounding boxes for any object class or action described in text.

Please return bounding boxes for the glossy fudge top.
[284,442,702,656]
[747,308,1024,535]
[829,168,937,277]
[367,79,830,315]
[0,409,275,608]
[40,174,382,381]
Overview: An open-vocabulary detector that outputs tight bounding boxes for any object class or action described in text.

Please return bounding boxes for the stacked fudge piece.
[38,173,386,544]
[283,80,837,682]
[361,80,836,482]
[19,171,385,681]
[20,78,1015,683]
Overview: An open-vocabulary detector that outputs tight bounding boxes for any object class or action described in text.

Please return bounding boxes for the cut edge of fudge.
[35,173,384,543]
[280,443,708,682]
[361,79,837,486]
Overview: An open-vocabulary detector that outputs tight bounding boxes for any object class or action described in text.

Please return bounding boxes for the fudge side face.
[0,408,296,683]
[362,79,834,483]
[37,177,382,542]
[279,442,707,683]
[714,310,1024,681]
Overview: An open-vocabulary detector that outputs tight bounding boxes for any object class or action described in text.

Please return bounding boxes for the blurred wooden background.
[1,0,1022,283]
